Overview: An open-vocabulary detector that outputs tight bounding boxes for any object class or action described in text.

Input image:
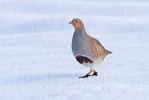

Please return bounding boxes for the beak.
[69,21,72,24]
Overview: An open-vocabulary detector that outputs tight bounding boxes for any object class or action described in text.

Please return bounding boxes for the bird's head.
[69,18,84,30]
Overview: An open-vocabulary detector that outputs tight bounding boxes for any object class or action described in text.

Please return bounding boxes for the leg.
[92,70,98,76]
[79,70,93,78]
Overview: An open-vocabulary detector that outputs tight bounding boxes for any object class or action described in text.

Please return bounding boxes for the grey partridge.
[69,18,112,78]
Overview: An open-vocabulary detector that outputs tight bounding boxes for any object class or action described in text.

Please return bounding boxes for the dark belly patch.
[76,55,94,64]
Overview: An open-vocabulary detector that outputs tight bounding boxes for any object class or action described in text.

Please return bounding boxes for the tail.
[105,50,112,56]
[107,50,112,54]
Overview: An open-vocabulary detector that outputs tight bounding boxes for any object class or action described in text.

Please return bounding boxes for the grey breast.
[72,29,95,60]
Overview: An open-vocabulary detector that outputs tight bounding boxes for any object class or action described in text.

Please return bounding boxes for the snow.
[0,0,149,100]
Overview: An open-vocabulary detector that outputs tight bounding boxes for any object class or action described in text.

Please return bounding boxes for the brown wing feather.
[90,37,112,59]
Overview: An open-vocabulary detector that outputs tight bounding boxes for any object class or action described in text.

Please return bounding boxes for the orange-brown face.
[69,18,83,30]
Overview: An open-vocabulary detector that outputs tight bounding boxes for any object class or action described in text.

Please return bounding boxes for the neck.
[75,26,86,35]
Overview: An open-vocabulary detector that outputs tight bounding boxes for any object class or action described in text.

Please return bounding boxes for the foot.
[79,74,91,78]
[92,71,98,76]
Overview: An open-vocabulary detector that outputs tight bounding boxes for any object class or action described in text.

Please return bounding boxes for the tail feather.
[105,50,112,56]
[108,50,112,54]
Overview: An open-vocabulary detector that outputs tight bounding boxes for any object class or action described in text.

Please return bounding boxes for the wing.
[90,38,105,59]
[90,37,111,59]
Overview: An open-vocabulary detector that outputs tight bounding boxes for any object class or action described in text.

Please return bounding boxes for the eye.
[76,20,77,23]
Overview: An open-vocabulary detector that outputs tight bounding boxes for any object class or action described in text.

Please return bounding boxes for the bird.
[69,18,112,78]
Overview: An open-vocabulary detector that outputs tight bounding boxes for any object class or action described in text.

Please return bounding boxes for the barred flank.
[91,39,112,59]
[91,40,104,59]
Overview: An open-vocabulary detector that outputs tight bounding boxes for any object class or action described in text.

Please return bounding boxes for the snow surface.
[0,0,149,100]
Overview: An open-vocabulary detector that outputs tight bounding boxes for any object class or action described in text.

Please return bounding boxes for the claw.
[92,71,98,76]
[79,74,91,78]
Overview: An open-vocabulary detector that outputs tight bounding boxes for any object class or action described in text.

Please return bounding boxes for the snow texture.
[0,0,149,100]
